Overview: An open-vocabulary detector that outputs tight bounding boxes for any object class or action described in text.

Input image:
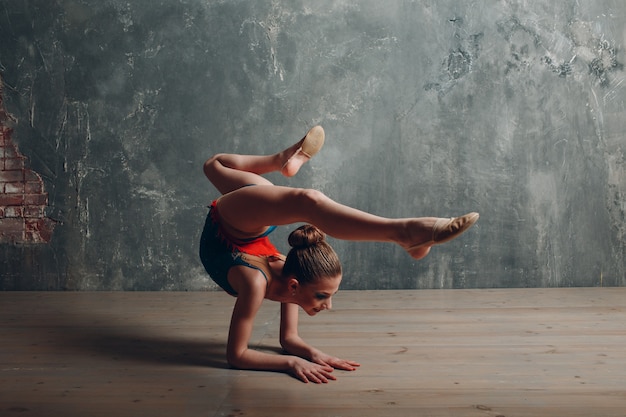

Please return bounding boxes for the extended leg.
[216,185,478,260]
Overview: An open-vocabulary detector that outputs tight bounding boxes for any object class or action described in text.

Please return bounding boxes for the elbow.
[226,349,243,369]
[227,357,240,369]
[279,334,295,353]
[226,354,242,369]
[279,333,288,350]
[279,339,288,353]
[226,346,249,369]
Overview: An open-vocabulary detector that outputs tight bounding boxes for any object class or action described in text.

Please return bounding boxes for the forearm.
[280,334,321,361]
[227,346,297,372]
[279,303,323,361]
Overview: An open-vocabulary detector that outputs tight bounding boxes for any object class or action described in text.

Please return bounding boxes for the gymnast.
[200,125,478,383]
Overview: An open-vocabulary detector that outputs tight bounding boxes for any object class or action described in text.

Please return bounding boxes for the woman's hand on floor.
[312,351,361,372]
[289,357,336,383]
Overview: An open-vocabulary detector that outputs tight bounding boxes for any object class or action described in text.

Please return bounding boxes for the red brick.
[24,230,40,243]
[5,182,24,193]
[25,181,42,193]
[25,218,55,243]
[25,170,40,182]
[0,170,24,182]
[0,194,24,206]
[24,206,44,218]
[0,218,23,231]
[2,146,17,158]
[24,193,48,206]
[0,95,55,243]
[5,206,23,218]
[0,141,16,150]
[4,157,25,170]
[0,218,25,241]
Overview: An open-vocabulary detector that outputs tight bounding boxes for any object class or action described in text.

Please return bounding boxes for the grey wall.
[0,0,624,290]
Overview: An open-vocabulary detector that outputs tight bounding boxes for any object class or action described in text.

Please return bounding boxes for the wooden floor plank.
[1,288,626,416]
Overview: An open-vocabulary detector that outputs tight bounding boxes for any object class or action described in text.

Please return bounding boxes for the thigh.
[204,155,274,195]
[217,185,310,233]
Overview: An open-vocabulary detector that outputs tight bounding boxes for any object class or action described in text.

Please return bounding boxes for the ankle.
[398,217,437,247]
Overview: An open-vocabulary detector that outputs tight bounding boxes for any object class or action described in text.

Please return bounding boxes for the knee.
[203,154,224,179]
[295,188,329,208]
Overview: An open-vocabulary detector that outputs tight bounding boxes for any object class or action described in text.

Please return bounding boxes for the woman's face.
[296,275,342,316]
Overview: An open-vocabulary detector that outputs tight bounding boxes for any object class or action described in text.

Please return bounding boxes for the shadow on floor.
[81,330,231,369]
[29,312,232,370]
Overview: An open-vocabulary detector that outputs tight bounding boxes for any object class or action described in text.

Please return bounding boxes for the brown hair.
[282,225,342,285]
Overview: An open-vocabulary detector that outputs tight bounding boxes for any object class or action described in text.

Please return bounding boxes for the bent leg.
[204,153,277,195]
[203,126,324,195]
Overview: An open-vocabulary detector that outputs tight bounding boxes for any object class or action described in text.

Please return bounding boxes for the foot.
[280,125,325,177]
[403,212,479,259]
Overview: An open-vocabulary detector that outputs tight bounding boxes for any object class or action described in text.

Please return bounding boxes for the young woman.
[200,125,479,383]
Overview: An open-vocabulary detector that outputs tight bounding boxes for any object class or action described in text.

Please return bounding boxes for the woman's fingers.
[307,366,336,383]
[320,357,361,371]
[294,365,336,383]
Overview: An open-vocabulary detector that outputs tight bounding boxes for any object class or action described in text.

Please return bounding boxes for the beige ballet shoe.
[406,212,479,257]
[281,125,325,176]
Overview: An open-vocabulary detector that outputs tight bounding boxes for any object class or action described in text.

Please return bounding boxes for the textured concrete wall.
[0,0,624,290]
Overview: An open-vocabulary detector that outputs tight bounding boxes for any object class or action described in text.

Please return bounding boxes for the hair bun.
[288,225,326,249]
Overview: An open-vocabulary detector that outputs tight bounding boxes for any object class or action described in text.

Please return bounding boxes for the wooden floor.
[1,288,626,417]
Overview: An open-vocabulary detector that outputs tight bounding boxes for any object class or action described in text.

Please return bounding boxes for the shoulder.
[228,265,267,299]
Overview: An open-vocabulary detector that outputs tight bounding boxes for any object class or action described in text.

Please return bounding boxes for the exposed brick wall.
[0,78,56,243]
